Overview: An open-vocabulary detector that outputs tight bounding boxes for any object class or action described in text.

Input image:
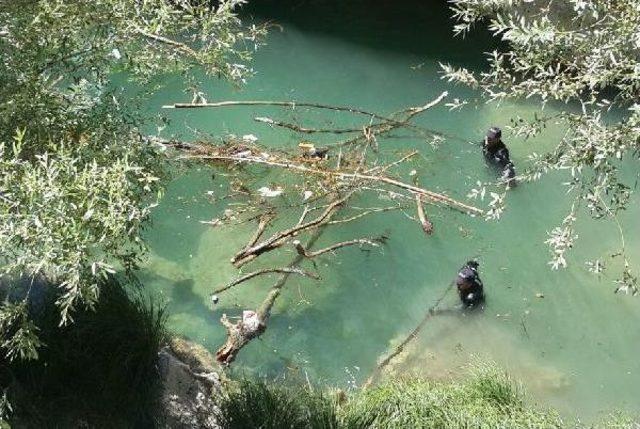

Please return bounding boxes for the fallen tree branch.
[327,206,403,225]
[163,99,412,125]
[213,267,320,295]
[255,117,363,134]
[416,195,434,235]
[363,282,454,389]
[233,213,274,262]
[231,191,355,267]
[178,154,483,215]
[366,150,419,175]
[215,203,340,365]
[293,237,385,258]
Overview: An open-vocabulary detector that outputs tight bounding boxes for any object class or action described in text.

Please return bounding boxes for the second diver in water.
[455,260,485,308]
[483,126,516,185]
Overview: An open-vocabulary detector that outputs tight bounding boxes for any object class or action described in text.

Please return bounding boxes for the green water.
[139,1,640,420]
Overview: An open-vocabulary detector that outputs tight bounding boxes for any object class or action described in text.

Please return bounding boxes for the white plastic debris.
[110,48,122,60]
[302,190,313,201]
[409,169,417,176]
[242,134,259,143]
[257,187,283,197]
[242,310,260,332]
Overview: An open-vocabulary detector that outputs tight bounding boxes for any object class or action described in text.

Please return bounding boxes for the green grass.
[216,364,638,429]
[0,277,167,428]
[215,378,341,429]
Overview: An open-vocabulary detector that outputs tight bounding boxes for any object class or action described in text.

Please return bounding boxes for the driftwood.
[215,212,334,365]
[363,282,454,389]
[293,237,384,258]
[416,195,434,235]
[212,267,320,295]
[254,117,363,134]
[178,154,482,216]
[159,92,489,368]
[231,191,355,267]
[163,99,419,126]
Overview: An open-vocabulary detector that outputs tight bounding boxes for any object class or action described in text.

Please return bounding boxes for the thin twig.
[231,191,356,267]
[255,117,363,134]
[213,267,320,295]
[363,282,454,389]
[293,237,384,258]
[416,195,434,235]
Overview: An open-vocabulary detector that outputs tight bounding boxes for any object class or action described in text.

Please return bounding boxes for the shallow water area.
[139,0,640,420]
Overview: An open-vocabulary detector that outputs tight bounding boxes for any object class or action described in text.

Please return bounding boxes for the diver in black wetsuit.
[455,260,485,308]
[483,127,516,185]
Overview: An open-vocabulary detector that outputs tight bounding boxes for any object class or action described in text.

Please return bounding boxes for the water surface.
[140,1,640,420]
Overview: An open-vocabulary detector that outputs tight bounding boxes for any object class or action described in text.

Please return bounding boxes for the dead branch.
[254,117,363,134]
[213,267,320,295]
[163,100,411,125]
[327,206,403,225]
[232,213,274,262]
[216,212,333,365]
[178,154,483,216]
[416,195,434,235]
[331,92,448,149]
[293,237,385,258]
[363,282,454,389]
[231,191,355,267]
[366,150,419,175]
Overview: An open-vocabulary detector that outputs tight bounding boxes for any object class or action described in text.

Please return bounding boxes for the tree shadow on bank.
[0,277,167,428]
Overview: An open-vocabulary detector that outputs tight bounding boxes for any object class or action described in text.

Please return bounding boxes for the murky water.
[139,1,640,420]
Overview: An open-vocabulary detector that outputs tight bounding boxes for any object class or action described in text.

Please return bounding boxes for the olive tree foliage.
[0,0,264,360]
[441,0,640,293]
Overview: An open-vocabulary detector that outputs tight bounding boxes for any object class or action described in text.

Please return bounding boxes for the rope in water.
[362,281,455,389]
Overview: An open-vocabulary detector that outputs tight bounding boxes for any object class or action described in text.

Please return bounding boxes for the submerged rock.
[158,338,222,429]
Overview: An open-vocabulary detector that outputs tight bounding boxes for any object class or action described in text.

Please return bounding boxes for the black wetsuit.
[483,140,510,168]
[456,264,484,307]
[483,140,516,183]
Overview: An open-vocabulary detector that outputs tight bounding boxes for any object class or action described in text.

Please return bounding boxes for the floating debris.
[242,134,259,143]
[257,186,283,197]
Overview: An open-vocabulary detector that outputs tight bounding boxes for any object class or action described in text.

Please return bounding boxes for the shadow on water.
[243,0,500,64]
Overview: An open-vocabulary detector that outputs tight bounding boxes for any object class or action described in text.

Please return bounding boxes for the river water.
[139,0,640,420]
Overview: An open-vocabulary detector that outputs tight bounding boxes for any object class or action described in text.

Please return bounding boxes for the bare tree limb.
[293,237,385,258]
[327,206,404,225]
[254,116,363,134]
[363,282,455,389]
[213,267,320,295]
[232,213,274,262]
[215,211,333,365]
[416,195,434,235]
[163,100,412,125]
[178,154,483,215]
[231,191,356,267]
[366,150,419,175]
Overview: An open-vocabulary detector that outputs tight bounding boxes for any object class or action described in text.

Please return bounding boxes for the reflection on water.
[138,0,640,421]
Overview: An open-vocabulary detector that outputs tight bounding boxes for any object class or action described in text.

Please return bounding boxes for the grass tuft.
[215,378,340,429]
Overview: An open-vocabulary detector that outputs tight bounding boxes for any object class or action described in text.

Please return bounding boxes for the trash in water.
[257,187,283,197]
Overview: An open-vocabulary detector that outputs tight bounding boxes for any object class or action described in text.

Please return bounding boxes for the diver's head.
[466,260,479,270]
[486,127,502,144]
